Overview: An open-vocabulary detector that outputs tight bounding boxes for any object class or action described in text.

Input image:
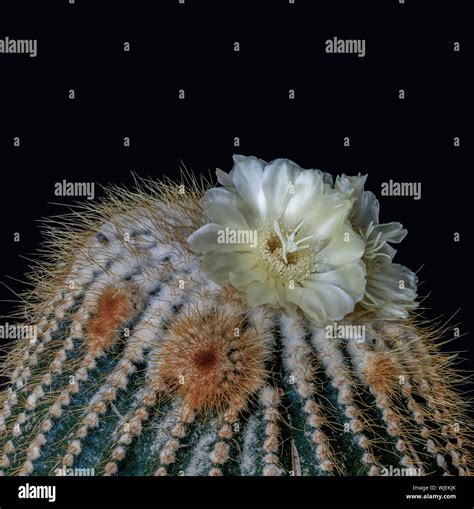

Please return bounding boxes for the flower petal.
[307,196,352,241]
[353,190,379,229]
[308,263,366,304]
[229,155,267,220]
[261,158,300,219]
[244,278,279,307]
[372,222,407,245]
[216,168,234,187]
[285,264,365,322]
[335,173,367,198]
[200,188,253,229]
[308,283,356,321]
[363,262,417,318]
[201,251,257,284]
[317,224,365,266]
[285,285,328,323]
[233,154,262,165]
[229,267,268,289]
[187,223,253,253]
[282,169,325,226]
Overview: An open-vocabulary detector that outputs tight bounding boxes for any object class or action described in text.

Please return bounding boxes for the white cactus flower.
[335,174,418,318]
[188,155,366,324]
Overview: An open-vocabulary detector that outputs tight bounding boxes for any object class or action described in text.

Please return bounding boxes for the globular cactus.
[0,156,472,477]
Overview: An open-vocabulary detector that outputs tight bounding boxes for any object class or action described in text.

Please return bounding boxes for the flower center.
[257,219,318,284]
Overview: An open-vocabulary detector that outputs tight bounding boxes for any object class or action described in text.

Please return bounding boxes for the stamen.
[273,220,288,264]
[272,220,313,265]
[289,236,313,251]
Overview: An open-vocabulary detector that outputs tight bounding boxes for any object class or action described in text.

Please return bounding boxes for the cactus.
[0,164,472,477]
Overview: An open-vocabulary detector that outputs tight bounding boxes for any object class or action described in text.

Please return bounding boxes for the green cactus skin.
[0,177,472,477]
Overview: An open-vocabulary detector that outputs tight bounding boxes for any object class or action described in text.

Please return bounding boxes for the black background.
[0,0,471,361]
[0,0,472,503]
